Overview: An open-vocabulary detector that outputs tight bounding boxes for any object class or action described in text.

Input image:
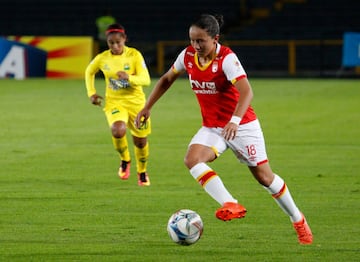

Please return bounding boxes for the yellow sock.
[134,143,149,173]
[112,136,131,162]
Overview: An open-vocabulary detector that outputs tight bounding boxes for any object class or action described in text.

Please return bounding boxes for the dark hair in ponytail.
[191,14,224,38]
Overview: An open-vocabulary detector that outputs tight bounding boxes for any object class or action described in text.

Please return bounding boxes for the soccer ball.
[167,209,203,245]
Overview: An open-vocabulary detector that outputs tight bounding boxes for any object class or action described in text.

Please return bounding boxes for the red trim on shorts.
[197,171,217,187]
[257,159,268,166]
[272,183,287,199]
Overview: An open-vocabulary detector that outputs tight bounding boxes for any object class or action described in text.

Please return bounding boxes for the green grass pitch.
[0,77,359,261]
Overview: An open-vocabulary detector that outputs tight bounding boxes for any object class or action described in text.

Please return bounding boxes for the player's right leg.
[105,105,131,179]
[185,127,246,221]
[111,121,131,180]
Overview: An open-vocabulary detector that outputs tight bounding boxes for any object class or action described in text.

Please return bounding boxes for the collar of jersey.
[194,44,221,71]
[109,46,127,56]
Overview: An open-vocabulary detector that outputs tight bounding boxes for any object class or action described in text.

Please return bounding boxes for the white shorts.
[189,119,268,167]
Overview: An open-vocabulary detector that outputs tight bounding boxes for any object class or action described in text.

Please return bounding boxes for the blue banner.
[0,38,47,79]
[342,32,360,67]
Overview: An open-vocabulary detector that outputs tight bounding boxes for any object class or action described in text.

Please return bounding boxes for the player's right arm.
[85,55,103,106]
[135,48,187,128]
[135,68,181,128]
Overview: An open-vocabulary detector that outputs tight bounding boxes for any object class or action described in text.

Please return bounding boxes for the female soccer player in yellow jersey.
[85,23,151,186]
[136,14,313,244]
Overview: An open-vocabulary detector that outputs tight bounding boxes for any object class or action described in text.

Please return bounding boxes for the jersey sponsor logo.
[234,60,243,70]
[189,74,218,94]
[109,78,130,90]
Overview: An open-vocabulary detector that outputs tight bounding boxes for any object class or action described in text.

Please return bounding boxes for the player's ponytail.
[213,14,224,29]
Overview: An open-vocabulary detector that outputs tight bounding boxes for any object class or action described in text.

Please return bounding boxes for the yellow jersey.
[85,46,151,106]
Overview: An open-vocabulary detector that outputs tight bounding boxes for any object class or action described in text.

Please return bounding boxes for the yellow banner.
[7,36,93,79]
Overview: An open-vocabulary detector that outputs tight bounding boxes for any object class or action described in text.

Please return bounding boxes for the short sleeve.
[222,53,247,83]
[172,48,187,73]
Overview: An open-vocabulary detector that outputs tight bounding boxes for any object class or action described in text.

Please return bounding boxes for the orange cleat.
[137,172,150,186]
[293,214,313,245]
[118,161,130,180]
[215,202,247,221]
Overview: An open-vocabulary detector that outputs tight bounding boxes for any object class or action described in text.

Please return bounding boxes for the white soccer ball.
[167,209,203,245]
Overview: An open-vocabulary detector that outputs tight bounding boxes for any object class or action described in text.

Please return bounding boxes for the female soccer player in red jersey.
[85,23,151,186]
[136,14,313,244]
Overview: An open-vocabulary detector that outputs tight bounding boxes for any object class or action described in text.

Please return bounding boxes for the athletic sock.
[264,174,302,222]
[112,136,131,162]
[190,162,237,205]
[134,142,149,173]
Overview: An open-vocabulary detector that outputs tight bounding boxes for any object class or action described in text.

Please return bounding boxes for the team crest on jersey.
[212,62,218,73]
[124,63,130,70]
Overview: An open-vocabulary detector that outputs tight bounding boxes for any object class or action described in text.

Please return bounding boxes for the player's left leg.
[185,127,247,221]
[230,119,312,244]
[133,136,150,186]
[129,111,151,186]
[249,162,313,244]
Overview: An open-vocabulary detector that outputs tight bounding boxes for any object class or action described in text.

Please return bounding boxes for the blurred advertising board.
[342,32,360,67]
[0,36,92,79]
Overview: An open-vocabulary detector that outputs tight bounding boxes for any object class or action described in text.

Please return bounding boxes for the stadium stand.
[222,0,360,76]
[225,0,360,40]
[1,0,359,76]
[0,0,240,40]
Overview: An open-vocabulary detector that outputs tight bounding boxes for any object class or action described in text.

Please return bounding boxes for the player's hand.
[115,71,130,88]
[90,94,103,106]
[135,108,150,129]
[221,122,238,141]
[117,71,129,80]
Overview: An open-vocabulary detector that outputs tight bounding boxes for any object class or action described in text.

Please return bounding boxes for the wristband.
[230,115,241,125]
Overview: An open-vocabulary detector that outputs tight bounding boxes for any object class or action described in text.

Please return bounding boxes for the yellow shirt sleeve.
[128,51,151,87]
[85,54,101,97]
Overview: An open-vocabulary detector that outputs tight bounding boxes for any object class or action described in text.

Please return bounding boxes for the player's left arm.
[222,53,254,140]
[127,51,151,87]
[223,53,254,120]
[232,78,254,120]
